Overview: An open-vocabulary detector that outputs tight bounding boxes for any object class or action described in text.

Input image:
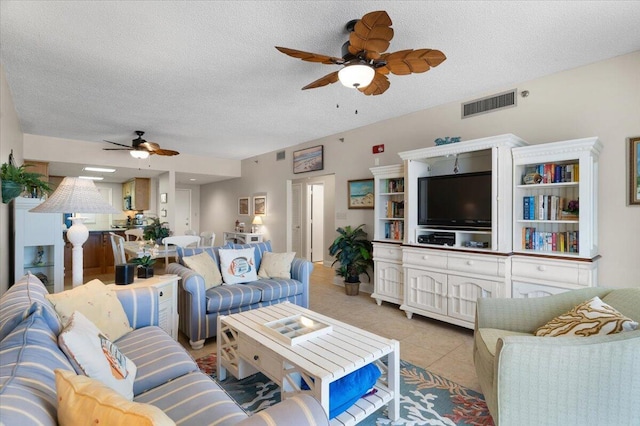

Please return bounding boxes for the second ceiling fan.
[276,10,446,96]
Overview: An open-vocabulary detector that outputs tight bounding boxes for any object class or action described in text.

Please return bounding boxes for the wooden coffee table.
[217,302,400,425]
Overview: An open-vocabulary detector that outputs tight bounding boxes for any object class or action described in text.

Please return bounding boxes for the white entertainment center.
[370,134,601,329]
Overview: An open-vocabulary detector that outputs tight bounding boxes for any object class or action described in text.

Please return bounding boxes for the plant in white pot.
[328,224,374,296]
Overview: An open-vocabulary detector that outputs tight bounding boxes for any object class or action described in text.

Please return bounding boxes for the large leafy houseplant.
[143,217,170,243]
[328,224,373,295]
[1,162,52,203]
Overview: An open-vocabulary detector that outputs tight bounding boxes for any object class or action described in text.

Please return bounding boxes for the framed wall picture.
[348,179,374,209]
[253,195,267,215]
[160,193,167,203]
[629,136,640,205]
[238,197,250,215]
[293,145,324,174]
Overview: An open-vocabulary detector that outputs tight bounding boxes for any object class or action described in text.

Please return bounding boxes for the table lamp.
[252,215,263,233]
[30,177,119,287]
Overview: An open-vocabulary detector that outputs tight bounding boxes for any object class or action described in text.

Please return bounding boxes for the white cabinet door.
[373,260,403,304]
[512,281,567,298]
[404,268,447,316]
[447,275,498,324]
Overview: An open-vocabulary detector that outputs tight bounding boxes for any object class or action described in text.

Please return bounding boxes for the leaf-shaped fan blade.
[348,11,394,56]
[103,139,133,148]
[381,49,447,75]
[302,71,340,90]
[358,72,390,96]
[151,148,180,156]
[140,141,161,151]
[275,47,344,65]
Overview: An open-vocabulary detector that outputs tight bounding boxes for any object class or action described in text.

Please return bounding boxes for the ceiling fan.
[103,131,179,159]
[275,10,446,96]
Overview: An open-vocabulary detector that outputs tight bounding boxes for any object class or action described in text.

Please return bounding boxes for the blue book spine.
[523,197,530,220]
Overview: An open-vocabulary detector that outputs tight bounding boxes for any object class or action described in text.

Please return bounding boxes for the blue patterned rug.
[196,354,494,426]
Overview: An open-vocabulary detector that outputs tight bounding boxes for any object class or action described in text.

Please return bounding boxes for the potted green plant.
[130,255,156,278]
[328,224,374,296]
[1,162,52,204]
[143,217,170,244]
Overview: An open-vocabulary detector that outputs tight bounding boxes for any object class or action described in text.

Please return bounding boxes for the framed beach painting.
[253,195,266,215]
[293,145,323,174]
[629,136,640,205]
[238,197,250,215]
[348,179,374,209]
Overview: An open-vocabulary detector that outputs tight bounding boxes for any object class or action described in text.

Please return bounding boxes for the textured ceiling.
[1,1,640,162]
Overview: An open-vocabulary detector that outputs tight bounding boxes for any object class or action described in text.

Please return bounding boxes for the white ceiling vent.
[461,89,517,119]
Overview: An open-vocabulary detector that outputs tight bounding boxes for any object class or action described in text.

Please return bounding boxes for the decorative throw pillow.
[55,369,175,426]
[58,311,137,400]
[182,252,223,289]
[258,252,296,279]
[46,279,132,340]
[535,296,639,337]
[219,247,258,285]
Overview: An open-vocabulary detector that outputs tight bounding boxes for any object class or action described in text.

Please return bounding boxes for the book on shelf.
[522,162,580,184]
[384,220,404,240]
[522,228,579,253]
[522,195,575,221]
[385,200,404,218]
[385,178,404,193]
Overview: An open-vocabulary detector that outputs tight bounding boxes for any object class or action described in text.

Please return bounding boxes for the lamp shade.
[30,177,119,214]
[130,150,150,159]
[338,64,375,89]
[252,216,263,225]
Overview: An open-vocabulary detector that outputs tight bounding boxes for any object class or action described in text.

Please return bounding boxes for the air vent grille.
[276,151,285,161]
[462,89,517,119]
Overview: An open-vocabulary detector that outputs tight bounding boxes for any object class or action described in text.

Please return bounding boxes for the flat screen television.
[417,171,492,229]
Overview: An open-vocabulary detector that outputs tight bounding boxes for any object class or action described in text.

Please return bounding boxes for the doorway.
[175,189,192,235]
[307,183,324,262]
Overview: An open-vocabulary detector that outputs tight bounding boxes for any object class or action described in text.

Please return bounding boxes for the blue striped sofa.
[167,241,314,349]
[0,273,328,425]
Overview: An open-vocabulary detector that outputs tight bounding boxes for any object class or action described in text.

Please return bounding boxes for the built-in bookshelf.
[370,165,405,243]
[512,137,602,259]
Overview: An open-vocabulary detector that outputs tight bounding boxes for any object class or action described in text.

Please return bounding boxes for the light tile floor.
[180,262,481,392]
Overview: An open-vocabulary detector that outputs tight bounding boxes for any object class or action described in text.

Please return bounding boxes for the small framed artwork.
[238,197,250,215]
[348,179,374,209]
[160,193,167,203]
[253,195,267,215]
[160,208,167,217]
[293,145,324,174]
[629,136,640,205]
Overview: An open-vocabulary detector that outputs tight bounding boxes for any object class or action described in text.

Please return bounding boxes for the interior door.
[175,189,192,235]
[291,183,303,257]
[309,183,324,262]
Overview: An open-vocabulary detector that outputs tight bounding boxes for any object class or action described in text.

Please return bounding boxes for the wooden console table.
[223,231,263,244]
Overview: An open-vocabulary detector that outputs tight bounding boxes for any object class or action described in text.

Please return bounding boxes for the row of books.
[523,195,577,220]
[383,178,404,193]
[523,162,579,184]
[522,228,579,253]
[384,200,405,218]
[384,220,404,240]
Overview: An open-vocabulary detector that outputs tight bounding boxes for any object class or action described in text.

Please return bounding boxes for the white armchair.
[473,287,640,425]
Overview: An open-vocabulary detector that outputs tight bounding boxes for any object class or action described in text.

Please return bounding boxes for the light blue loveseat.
[167,241,314,349]
[0,273,328,425]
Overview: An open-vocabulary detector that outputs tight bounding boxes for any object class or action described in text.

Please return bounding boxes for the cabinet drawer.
[156,283,175,302]
[403,248,447,269]
[373,244,402,262]
[448,254,498,276]
[238,335,282,381]
[511,257,592,286]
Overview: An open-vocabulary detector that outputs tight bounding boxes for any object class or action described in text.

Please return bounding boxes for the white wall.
[200,51,640,288]
[0,64,24,294]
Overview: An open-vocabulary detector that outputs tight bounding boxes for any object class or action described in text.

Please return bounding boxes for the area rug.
[196,354,494,426]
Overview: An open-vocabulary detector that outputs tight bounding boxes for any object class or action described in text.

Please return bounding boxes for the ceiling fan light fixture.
[130,149,149,159]
[338,64,375,89]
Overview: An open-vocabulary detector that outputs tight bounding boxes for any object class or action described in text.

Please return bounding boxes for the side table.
[111,274,180,340]
[223,231,263,244]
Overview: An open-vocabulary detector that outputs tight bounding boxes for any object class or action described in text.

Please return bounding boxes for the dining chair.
[200,231,216,247]
[124,228,144,241]
[185,229,197,236]
[162,235,201,266]
[109,232,127,265]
